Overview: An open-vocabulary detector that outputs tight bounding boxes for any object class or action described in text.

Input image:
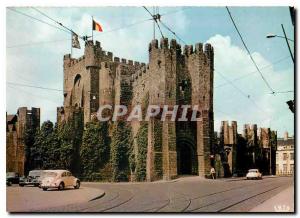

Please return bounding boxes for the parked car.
[19,170,43,187]
[6,178,12,186]
[40,170,80,191]
[6,172,20,184]
[246,169,262,180]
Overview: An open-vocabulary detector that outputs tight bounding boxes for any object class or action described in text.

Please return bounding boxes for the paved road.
[6,185,104,212]
[7,176,293,212]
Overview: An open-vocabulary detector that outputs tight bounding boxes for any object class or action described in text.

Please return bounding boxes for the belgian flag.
[93,19,103,32]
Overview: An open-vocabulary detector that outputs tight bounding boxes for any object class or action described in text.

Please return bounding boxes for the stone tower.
[58,38,214,181]
[220,121,238,175]
[6,107,40,175]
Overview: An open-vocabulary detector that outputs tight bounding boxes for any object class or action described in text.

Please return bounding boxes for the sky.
[6,6,294,137]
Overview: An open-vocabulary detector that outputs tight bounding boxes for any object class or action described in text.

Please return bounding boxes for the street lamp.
[266,24,294,63]
[266,34,294,42]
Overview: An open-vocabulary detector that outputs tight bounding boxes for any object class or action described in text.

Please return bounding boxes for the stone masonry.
[6,107,40,176]
[57,38,214,181]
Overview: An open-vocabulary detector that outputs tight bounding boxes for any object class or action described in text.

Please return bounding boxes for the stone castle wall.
[58,38,214,181]
[6,107,40,176]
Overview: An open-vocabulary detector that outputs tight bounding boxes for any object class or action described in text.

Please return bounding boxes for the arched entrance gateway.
[176,137,198,175]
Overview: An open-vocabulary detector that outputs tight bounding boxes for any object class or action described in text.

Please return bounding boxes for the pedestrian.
[210,167,216,179]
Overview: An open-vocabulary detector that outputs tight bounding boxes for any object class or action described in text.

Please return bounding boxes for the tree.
[110,121,133,182]
[80,121,110,180]
[135,122,148,181]
[58,110,84,175]
[32,120,55,169]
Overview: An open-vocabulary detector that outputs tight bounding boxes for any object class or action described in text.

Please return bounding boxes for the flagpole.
[92,16,94,43]
[70,31,73,57]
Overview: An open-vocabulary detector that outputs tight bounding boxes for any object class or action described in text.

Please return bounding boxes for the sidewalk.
[249,186,294,212]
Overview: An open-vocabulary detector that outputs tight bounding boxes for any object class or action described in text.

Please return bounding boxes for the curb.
[89,190,106,201]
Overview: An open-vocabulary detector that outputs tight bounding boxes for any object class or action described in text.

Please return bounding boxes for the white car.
[40,170,80,191]
[246,169,262,180]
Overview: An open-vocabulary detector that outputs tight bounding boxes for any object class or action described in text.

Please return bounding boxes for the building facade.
[6,107,40,176]
[216,121,277,177]
[57,38,215,180]
[276,132,294,176]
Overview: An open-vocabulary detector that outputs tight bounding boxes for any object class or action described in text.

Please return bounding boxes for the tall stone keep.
[58,38,214,181]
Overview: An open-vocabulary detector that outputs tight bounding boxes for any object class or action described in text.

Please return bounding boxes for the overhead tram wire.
[7,39,70,48]
[215,71,268,115]
[160,7,191,16]
[7,8,69,34]
[268,90,294,94]
[142,6,165,39]
[225,6,276,95]
[97,18,153,34]
[7,81,99,95]
[7,82,63,92]
[31,7,82,39]
[159,20,187,45]
[142,6,187,44]
[215,55,291,88]
[142,6,270,119]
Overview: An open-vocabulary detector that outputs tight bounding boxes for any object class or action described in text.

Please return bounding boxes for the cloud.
[6,8,294,137]
[207,34,294,136]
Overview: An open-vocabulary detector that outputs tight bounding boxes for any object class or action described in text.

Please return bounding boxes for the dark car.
[6,172,20,184]
[19,170,43,187]
[6,178,12,186]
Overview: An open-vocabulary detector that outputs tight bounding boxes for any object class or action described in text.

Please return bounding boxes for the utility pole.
[153,7,155,40]
[281,24,294,63]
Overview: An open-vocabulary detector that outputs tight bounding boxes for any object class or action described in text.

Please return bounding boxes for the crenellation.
[107,51,113,61]
[184,45,194,56]
[95,40,101,48]
[204,43,213,59]
[160,37,169,49]
[64,54,71,60]
[195,43,203,54]
[60,38,214,181]
[170,39,177,49]
[149,39,159,52]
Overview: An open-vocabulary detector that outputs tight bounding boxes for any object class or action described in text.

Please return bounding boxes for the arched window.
[74,74,82,86]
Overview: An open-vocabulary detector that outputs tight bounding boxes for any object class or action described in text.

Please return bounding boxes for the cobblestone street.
[7,176,293,212]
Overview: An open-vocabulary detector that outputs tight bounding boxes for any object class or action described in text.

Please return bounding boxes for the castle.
[6,38,278,179]
[57,38,214,180]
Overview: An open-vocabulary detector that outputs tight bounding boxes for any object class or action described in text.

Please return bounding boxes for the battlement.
[221,120,237,127]
[148,38,181,52]
[63,54,86,68]
[148,38,213,59]
[244,124,258,131]
[183,43,213,59]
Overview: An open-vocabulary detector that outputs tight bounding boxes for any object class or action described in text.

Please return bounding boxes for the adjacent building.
[276,132,294,176]
[216,121,277,177]
[6,107,40,176]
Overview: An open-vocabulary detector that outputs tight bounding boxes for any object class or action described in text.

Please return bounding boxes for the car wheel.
[74,181,80,189]
[19,184,24,187]
[42,188,47,191]
[58,182,64,191]
[34,184,39,187]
